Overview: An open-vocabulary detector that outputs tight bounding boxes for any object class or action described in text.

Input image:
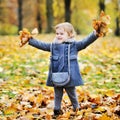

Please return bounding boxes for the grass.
[0,35,120,119]
[0,34,120,93]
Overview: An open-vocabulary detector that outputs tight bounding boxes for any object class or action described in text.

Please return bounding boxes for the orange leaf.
[98,114,111,120]
[4,106,17,115]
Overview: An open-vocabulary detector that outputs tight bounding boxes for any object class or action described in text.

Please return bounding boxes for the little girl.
[20,22,102,116]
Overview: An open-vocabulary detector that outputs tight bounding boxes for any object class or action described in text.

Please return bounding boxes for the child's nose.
[57,34,61,37]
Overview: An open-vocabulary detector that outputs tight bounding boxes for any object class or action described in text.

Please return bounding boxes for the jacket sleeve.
[28,38,51,52]
[76,31,98,51]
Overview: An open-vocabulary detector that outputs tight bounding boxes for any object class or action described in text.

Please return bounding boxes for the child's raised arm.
[19,28,51,51]
[28,38,51,51]
[76,31,98,51]
[76,11,111,51]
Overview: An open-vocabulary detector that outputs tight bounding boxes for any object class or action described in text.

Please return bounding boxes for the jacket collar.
[53,38,75,44]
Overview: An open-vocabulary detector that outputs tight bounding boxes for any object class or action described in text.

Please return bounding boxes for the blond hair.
[54,22,76,38]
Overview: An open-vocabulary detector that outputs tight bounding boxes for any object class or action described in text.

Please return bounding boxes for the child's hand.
[19,28,32,47]
[19,28,38,47]
[92,11,112,37]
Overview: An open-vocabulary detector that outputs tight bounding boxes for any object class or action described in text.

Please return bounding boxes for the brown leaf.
[92,11,111,37]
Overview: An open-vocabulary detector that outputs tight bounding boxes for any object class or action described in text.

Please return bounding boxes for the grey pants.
[54,87,80,110]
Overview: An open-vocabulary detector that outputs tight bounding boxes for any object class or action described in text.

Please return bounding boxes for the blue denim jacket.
[29,32,98,87]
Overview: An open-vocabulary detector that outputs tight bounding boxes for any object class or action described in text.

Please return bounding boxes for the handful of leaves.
[92,11,112,37]
[19,28,38,47]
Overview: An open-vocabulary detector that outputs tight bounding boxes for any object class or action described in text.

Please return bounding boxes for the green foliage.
[71,0,99,34]
[0,23,18,35]
[0,0,119,35]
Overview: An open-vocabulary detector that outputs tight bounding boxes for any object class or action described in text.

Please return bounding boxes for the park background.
[0,0,120,120]
[0,0,120,35]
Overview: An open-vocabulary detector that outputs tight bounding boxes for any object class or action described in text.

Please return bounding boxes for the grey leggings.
[54,87,80,110]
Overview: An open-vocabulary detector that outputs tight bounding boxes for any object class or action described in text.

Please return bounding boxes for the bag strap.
[68,44,70,74]
[50,43,70,75]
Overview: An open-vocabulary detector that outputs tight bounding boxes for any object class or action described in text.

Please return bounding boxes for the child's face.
[55,28,69,43]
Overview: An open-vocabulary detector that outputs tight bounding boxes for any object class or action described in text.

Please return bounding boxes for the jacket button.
[65,48,68,52]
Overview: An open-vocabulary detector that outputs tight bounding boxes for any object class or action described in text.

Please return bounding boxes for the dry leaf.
[19,28,38,47]
[19,28,31,47]
[92,11,112,37]
[31,28,39,35]
[97,114,111,120]
[4,106,17,115]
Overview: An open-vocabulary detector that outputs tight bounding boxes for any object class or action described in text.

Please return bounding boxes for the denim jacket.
[29,32,98,87]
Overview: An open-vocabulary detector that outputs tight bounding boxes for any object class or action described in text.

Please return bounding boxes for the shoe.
[52,110,63,119]
[54,109,63,116]
[73,107,81,112]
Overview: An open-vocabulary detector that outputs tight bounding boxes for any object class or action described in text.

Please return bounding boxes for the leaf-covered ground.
[0,35,120,120]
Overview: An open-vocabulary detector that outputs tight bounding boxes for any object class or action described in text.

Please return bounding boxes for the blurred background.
[0,0,120,36]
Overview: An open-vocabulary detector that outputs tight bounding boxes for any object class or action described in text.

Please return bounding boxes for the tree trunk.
[46,0,53,33]
[115,0,120,36]
[0,0,9,23]
[18,0,23,32]
[99,0,105,12]
[115,17,120,36]
[64,0,71,22]
[36,0,42,33]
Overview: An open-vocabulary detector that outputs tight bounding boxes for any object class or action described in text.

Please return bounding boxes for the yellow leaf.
[98,114,111,120]
[21,79,30,85]
[89,94,102,104]
[81,65,92,74]
[36,94,43,103]
[95,106,106,113]
[105,89,115,97]
[4,106,17,115]
[58,112,71,119]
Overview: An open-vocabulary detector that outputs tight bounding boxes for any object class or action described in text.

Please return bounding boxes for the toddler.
[19,22,107,117]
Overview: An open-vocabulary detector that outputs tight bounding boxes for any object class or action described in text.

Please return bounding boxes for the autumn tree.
[99,0,105,12]
[46,0,54,33]
[0,0,9,24]
[114,0,120,36]
[18,0,23,32]
[36,0,42,33]
[64,0,71,22]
